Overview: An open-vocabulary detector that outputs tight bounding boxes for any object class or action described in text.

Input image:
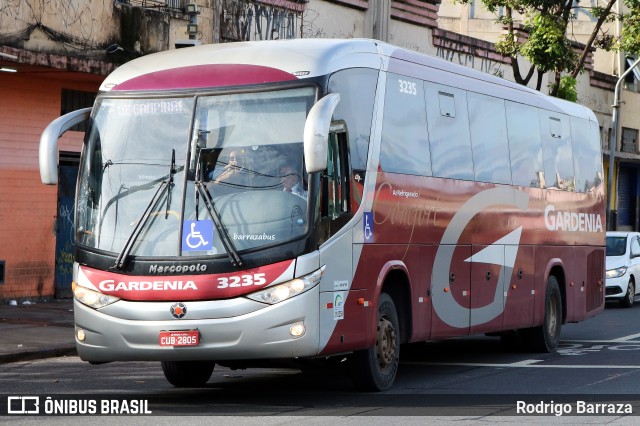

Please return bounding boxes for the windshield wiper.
[193,151,243,267]
[166,149,176,219]
[113,150,176,270]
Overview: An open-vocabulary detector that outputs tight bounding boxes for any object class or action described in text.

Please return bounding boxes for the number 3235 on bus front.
[217,273,267,288]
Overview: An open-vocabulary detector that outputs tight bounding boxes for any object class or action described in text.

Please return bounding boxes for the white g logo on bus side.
[431,187,529,328]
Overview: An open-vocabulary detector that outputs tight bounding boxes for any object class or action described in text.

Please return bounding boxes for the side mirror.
[39,108,91,184]
[303,93,340,174]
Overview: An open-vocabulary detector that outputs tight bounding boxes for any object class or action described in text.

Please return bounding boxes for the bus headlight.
[72,282,120,309]
[246,266,325,305]
[606,267,628,279]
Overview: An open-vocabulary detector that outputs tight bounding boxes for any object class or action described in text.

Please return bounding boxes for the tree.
[456,0,640,99]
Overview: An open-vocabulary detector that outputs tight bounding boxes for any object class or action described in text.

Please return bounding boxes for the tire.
[522,276,562,353]
[349,293,400,392]
[620,280,635,308]
[161,360,215,387]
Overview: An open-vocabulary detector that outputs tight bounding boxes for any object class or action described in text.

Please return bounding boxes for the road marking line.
[613,332,640,342]
[510,359,543,366]
[404,362,640,369]
[561,339,640,343]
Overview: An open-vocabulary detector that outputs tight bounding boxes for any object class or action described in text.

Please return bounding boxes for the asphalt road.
[2,300,640,423]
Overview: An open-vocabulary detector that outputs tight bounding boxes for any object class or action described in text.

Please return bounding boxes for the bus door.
[319,125,368,351]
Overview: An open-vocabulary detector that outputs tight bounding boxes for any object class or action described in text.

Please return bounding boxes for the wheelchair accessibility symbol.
[182,220,214,251]
[363,212,374,243]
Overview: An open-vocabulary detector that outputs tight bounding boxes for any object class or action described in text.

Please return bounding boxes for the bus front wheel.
[523,276,562,353]
[161,360,215,387]
[349,292,400,391]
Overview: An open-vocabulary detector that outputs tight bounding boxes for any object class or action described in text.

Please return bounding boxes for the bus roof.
[100,38,595,121]
[100,38,382,92]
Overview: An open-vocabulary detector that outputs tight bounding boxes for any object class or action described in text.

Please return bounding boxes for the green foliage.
[555,76,578,102]
[519,13,578,73]
[464,0,640,97]
[496,34,520,57]
[620,8,640,55]
[471,0,640,95]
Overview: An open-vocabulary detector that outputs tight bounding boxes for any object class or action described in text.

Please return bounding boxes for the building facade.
[0,0,636,300]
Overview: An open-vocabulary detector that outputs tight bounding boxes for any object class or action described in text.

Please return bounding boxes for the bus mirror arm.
[304,93,340,174]
[39,107,92,185]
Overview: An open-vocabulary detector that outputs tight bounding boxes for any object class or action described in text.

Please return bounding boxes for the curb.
[0,347,77,365]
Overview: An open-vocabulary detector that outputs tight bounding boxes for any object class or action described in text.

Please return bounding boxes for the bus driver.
[280,165,307,200]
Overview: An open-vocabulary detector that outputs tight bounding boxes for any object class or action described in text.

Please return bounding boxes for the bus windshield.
[76,87,315,259]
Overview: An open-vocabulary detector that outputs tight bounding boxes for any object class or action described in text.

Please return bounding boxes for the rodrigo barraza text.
[516,400,632,416]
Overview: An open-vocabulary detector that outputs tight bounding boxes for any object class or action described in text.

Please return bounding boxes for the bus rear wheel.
[349,293,400,391]
[523,276,562,353]
[161,360,215,387]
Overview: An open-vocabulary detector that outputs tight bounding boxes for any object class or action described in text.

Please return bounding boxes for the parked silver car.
[606,232,640,307]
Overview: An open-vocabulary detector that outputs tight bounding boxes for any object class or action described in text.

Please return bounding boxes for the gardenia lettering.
[544,205,603,233]
[99,279,197,292]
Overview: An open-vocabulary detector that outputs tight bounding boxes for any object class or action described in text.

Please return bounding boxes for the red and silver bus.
[39,38,605,391]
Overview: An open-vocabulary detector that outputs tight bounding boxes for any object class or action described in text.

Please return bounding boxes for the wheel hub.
[376,316,396,370]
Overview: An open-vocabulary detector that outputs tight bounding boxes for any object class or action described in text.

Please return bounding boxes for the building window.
[625,57,640,93]
[622,127,638,154]
[61,89,96,132]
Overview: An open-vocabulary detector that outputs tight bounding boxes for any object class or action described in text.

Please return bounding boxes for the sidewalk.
[0,298,76,364]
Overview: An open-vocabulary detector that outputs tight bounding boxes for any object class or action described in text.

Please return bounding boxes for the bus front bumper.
[73,286,320,363]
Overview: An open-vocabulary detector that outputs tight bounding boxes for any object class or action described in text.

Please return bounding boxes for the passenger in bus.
[205,150,251,197]
[280,165,307,200]
[208,150,244,184]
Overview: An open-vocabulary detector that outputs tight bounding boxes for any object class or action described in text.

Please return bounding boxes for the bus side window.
[467,92,511,185]
[322,130,351,226]
[505,101,544,188]
[424,82,474,181]
[380,73,431,176]
[571,117,603,193]
[539,110,575,191]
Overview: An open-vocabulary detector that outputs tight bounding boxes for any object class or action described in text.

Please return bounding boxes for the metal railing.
[117,0,185,12]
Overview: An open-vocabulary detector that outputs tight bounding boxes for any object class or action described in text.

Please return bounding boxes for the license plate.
[159,330,200,347]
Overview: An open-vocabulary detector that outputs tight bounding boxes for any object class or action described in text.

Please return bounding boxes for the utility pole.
[606,57,640,230]
[366,0,390,42]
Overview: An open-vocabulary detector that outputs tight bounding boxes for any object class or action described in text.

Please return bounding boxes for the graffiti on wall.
[221,0,304,42]
[436,40,505,78]
[0,0,113,50]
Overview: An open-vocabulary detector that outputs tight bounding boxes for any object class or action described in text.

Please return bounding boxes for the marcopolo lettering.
[149,264,207,274]
[99,280,198,292]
